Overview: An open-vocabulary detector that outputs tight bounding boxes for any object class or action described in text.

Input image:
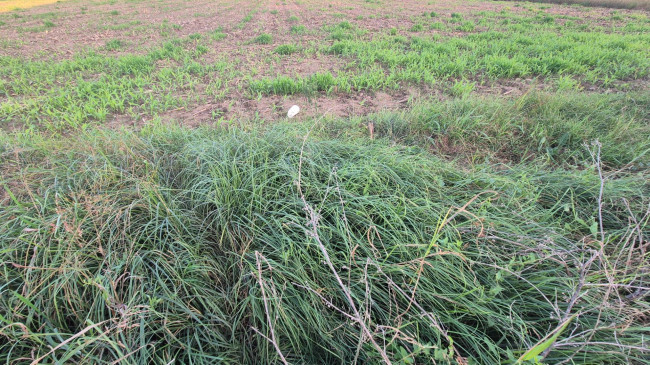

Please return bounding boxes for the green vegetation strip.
[344,92,650,168]
[254,16,649,95]
[1,99,649,363]
[0,38,230,130]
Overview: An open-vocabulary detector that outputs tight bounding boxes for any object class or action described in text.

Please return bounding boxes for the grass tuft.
[253,33,273,44]
[1,121,648,364]
[290,24,306,34]
[274,44,298,55]
[104,39,125,51]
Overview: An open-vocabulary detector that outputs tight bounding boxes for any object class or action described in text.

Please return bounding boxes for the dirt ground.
[1,0,638,58]
[0,0,647,127]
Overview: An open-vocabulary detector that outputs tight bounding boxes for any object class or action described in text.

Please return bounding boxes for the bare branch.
[295,121,392,365]
[254,251,289,365]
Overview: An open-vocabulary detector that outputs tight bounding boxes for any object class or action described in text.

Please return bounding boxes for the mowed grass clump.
[1,123,648,364]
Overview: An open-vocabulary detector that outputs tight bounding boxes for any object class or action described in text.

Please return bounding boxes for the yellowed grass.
[0,0,68,13]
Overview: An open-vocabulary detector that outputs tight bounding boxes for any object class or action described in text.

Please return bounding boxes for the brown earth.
[0,0,640,58]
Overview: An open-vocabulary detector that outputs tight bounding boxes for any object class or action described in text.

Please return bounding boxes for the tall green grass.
[346,91,650,168]
[0,2,649,363]
[1,119,648,364]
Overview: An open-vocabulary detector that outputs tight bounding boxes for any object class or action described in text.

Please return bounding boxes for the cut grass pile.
[1,97,649,363]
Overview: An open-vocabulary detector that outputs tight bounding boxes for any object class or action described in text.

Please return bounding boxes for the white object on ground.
[287,105,300,118]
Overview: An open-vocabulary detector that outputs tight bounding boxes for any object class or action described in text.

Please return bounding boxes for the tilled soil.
[0,0,647,127]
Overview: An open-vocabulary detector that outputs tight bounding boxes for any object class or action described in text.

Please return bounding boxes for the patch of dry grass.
[0,0,68,13]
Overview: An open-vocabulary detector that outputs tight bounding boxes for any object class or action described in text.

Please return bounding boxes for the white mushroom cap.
[287,105,300,118]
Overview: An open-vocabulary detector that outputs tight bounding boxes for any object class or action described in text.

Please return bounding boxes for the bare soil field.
[1,0,648,129]
[0,0,639,56]
[503,0,650,10]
